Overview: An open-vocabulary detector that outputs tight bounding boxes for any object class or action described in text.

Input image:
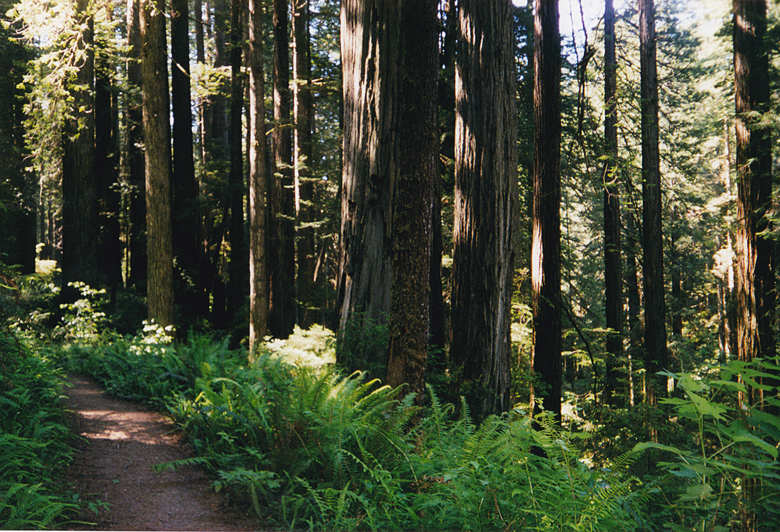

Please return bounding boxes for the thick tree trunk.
[530,0,561,421]
[140,0,174,327]
[269,0,296,337]
[602,0,622,404]
[733,0,774,412]
[385,0,438,399]
[639,0,667,404]
[292,0,317,326]
[227,0,247,316]
[62,0,98,293]
[171,0,204,321]
[337,1,400,360]
[452,0,517,420]
[249,0,268,353]
[127,0,146,293]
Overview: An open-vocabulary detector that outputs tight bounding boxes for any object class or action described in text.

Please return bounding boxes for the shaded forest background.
[0,0,778,530]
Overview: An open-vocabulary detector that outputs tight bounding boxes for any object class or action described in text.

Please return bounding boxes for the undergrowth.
[59,327,653,530]
[0,331,77,529]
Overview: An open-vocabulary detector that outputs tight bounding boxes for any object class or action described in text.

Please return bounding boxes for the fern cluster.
[59,326,779,530]
[62,328,649,529]
[0,331,77,529]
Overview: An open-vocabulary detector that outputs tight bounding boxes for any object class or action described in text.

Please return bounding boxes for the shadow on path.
[62,375,257,531]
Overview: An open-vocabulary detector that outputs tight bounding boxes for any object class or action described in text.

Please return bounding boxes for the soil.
[62,375,258,531]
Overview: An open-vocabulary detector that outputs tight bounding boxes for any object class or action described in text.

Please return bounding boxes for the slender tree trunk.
[96,39,121,295]
[171,0,204,321]
[337,0,399,361]
[670,217,683,336]
[625,217,642,406]
[385,0,438,399]
[430,0,456,353]
[228,0,247,315]
[269,0,295,336]
[62,0,98,293]
[140,0,174,327]
[127,0,146,292]
[12,77,35,274]
[530,0,561,421]
[205,0,230,327]
[733,0,774,413]
[603,0,622,404]
[249,0,268,353]
[292,0,317,326]
[451,0,517,420]
[719,121,737,362]
[639,0,667,404]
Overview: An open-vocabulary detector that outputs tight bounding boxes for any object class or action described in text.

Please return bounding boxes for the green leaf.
[679,482,713,501]
[730,431,778,459]
[685,390,726,420]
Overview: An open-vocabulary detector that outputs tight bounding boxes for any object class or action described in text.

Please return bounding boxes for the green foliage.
[56,281,109,342]
[335,313,389,378]
[632,359,780,530]
[62,328,649,530]
[0,331,76,529]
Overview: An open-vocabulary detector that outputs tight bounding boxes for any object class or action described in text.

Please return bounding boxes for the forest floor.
[62,375,258,531]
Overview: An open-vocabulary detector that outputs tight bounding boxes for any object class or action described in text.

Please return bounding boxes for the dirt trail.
[63,375,257,531]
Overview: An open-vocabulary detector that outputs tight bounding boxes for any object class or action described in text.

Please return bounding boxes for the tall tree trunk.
[639,0,667,404]
[249,0,268,353]
[530,0,561,421]
[602,0,622,404]
[127,0,146,292]
[430,0,457,353]
[11,77,35,274]
[451,0,517,420]
[719,121,737,362]
[62,0,98,293]
[269,0,295,336]
[206,0,230,327]
[670,215,683,336]
[228,0,247,316]
[171,0,204,321]
[95,35,121,296]
[385,0,438,399]
[625,217,642,407]
[292,0,316,326]
[140,0,174,327]
[733,0,774,410]
[337,0,399,363]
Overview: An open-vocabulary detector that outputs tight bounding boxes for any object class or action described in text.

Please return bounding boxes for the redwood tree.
[269,0,295,337]
[733,0,774,406]
[602,0,623,403]
[62,0,98,292]
[451,0,517,420]
[337,0,400,364]
[127,0,146,292]
[249,0,268,352]
[140,0,174,326]
[292,0,316,324]
[171,0,203,318]
[385,0,438,398]
[639,0,667,403]
[530,0,562,421]
[227,0,247,314]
